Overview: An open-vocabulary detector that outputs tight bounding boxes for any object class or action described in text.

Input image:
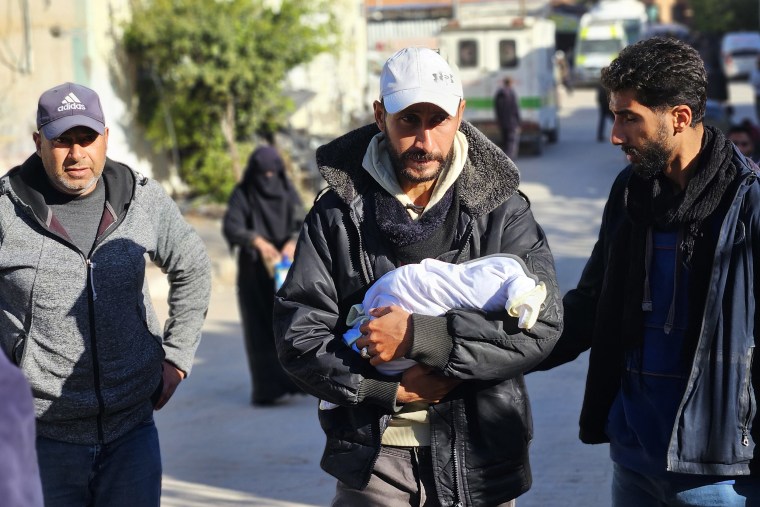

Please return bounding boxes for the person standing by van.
[596,82,613,142]
[494,76,521,159]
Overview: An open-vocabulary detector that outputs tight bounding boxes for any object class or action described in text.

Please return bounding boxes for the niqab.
[241,146,301,248]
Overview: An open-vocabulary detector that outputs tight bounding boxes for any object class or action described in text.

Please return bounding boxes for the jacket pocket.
[136,300,164,346]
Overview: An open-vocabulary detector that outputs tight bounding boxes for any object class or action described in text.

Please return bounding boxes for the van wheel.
[530,137,543,156]
[547,123,559,143]
[519,136,543,157]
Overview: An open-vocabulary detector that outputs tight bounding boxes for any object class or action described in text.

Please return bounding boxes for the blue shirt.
[607,229,690,476]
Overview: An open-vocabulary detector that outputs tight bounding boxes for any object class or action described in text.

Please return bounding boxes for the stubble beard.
[57,173,99,196]
[626,121,672,180]
[387,142,454,185]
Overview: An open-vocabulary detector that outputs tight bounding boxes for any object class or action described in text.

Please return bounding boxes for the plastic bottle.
[274,255,292,290]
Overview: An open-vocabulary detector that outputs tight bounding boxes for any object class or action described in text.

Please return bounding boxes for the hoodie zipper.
[82,200,130,443]
[85,256,106,442]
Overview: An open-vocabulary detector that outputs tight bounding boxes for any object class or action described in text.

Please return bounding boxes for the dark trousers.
[237,259,299,404]
[332,446,517,507]
[500,127,520,160]
[598,108,613,141]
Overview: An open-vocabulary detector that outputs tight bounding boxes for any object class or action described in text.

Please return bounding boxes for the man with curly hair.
[535,37,760,505]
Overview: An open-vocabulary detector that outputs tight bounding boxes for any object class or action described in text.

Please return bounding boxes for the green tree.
[121,0,338,200]
[689,0,759,34]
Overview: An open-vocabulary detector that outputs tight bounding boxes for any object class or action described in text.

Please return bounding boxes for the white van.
[573,19,627,86]
[437,15,559,155]
[721,31,760,80]
[572,0,647,86]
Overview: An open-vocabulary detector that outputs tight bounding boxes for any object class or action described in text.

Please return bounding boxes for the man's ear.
[33,132,42,155]
[456,99,466,129]
[672,104,692,133]
[373,101,386,132]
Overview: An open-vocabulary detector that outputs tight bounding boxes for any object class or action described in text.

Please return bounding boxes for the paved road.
[151,82,755,507]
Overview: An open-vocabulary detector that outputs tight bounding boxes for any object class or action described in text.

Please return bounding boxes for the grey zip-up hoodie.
[0,154,211,445]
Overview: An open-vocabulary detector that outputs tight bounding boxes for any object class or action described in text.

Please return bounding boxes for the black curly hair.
[600,37,707,126]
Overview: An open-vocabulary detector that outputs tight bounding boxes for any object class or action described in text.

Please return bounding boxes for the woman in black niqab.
[223,145,304,405]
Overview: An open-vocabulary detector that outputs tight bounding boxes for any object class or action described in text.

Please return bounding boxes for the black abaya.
[222,146,304,405]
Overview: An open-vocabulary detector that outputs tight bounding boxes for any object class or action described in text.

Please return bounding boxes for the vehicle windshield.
[578,38,625,53]
[730,48,760,57]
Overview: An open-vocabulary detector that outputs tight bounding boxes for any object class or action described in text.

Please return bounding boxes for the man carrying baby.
[273,46,562,506]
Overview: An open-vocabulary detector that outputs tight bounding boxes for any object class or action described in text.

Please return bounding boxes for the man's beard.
[386,142,454,184]
[625,122,672,180]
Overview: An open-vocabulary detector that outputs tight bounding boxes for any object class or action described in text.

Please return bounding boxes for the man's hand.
[154,361,185,410]
[396,364,461,404]
[355,305,412,366]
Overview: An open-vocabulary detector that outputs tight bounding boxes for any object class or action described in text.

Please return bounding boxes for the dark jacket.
[494,85,521,130]
[536,147,760,476]
[274,122,563,506]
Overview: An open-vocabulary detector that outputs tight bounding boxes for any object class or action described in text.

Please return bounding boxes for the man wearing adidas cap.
[274,47,561,506]
[0,82,211,506]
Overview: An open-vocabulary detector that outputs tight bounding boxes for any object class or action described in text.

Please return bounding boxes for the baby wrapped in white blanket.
[342,254,547,376]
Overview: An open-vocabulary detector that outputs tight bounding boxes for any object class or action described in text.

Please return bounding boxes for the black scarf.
[371,181,459,265]
[625,126,737,266]
[605,126,738,350]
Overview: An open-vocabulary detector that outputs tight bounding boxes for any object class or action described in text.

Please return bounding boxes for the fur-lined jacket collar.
[316,121,520,218]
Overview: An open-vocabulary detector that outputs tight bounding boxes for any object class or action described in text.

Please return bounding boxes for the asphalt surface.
[149,81,756,507]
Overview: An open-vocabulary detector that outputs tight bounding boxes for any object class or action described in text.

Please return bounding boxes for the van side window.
[499,40,518,68]
[458,40,478,68]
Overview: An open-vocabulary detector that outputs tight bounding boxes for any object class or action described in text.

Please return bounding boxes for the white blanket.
[343,255,547,375]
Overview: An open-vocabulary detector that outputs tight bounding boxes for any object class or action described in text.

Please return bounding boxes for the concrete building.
[285,0,369,136]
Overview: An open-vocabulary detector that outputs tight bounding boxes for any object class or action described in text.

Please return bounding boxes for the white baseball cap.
[380,47,463,117]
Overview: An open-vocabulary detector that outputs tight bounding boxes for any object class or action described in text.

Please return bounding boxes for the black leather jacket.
[274,122,563,506]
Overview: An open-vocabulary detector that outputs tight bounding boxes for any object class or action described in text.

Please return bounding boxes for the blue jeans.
[36,419,161,507]
[612,463,760,507]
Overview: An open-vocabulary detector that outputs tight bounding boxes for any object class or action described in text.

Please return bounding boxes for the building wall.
[1,0,78,170]
[0,0,176,184]
[286,0,370,135]
[1,0,367,189]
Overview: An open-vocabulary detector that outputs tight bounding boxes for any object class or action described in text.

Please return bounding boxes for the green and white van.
[438,14,559,155]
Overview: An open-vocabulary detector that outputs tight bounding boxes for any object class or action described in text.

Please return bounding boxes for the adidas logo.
[57,92,86,112]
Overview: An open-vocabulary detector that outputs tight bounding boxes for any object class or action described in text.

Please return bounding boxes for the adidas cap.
[380,47,463,117]
[36,82,105,140]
